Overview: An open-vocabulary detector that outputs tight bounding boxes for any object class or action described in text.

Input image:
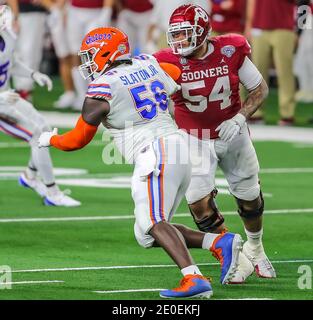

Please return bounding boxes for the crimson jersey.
[252,0,295,30]
[71,0,103,9]
[154,34,251,139]
[121,0,153,12]
[211,0,246,33]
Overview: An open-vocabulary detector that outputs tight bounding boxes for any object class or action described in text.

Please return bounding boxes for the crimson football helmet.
[167,4,211,56]
[78,27,131,80]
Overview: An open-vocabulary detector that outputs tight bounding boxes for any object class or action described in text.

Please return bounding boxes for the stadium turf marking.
[4,280,64,285]
[1,208,313,223]
[11,259,313,274]
[92,289,272,299]
[93,289,165,294]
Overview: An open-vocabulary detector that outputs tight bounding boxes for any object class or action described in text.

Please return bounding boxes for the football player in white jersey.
[38,26,244,299]
[0,5,80,207]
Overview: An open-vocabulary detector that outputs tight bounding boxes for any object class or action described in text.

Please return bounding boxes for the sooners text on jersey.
[154,34,251,139]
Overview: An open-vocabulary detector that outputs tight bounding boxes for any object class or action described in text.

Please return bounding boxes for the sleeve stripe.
[88,84,110,88]
[86,91,112,98]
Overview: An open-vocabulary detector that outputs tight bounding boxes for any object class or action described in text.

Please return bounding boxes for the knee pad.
[190,189,225,233]
[134,222,155,248]
[236,191,264,219]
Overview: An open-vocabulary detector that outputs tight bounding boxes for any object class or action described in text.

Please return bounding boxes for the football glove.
[38,128,58,148]
[32,71,53,91]
[215,113,246,142]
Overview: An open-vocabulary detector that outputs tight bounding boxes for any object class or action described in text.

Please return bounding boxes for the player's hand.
[0,90,20,104]
[38,128,58,148]
[215,113,246,142]
[32,71,53,91]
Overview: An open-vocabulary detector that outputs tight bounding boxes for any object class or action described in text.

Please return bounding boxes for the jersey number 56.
[130,80,168,120]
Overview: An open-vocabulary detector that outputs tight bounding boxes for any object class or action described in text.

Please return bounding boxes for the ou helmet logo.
[194,7,209,23]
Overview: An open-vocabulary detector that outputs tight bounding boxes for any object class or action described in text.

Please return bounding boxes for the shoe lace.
[174,274,205,291]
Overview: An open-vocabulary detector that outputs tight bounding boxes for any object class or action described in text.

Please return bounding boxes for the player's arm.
[238,56,269,119]
[239,78,268,119]
[6,0,19,19]
[244,0,255,39]
[11,54,53,91]
[38,98,110,151]
[215,56,268,142]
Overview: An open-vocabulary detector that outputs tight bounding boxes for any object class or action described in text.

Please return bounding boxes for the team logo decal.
[180,57,188,65]
[85,33,112,45]
[221,45,236,58]
[118,44,127,54]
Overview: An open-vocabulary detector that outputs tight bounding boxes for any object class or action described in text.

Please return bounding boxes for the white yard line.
[11,259,313,274]
[4,280,64,285]
[93,288,273,299]
[1,208,313,223]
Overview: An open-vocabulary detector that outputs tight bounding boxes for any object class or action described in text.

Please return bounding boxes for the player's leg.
[13,12,46,100]
[219,124,276,280]
[184,132,227,233]
[272,30,296,124]
[250,30,272,122]
[2,98,81,206]
[132,135,212,298]
[48,7,75,109]
[66,5,92,111]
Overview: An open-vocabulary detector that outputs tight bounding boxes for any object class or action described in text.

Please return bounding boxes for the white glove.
[32,71,53,91]
[38,128,58,148]
[215,113,246,142]
[0,90,20,104]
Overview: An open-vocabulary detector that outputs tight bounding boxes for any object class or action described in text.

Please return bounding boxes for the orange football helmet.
[78,27,131,80]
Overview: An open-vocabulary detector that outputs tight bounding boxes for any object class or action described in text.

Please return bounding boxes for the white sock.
[25,166,37,180]
[181,265,202,276]
[202,233,219,250]
[31,145,55,185]
[245,228,263,247]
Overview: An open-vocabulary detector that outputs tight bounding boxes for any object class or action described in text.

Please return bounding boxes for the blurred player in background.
[1,0,18,29]
[294,0,313,103]
[44,0,76,109]
[154,4,276,283]
[245,0,297,126]
[39,26,243,298]
[116,0,153,54]
[12,0,49,101]
[66,0,114,110]
[0,5,81,206]
[210,0,246,35]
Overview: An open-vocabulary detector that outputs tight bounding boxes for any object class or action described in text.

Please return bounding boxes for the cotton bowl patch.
[118,44,127,54]
[221,45,236,58]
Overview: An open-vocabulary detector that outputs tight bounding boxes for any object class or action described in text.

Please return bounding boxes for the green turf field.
[0,124,313,300]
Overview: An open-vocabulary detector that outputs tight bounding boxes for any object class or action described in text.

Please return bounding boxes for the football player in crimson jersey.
[154,4,276,283]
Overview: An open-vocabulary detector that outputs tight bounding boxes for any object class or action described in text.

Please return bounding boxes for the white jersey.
[0,27,16,92]
[86,54,180,162]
